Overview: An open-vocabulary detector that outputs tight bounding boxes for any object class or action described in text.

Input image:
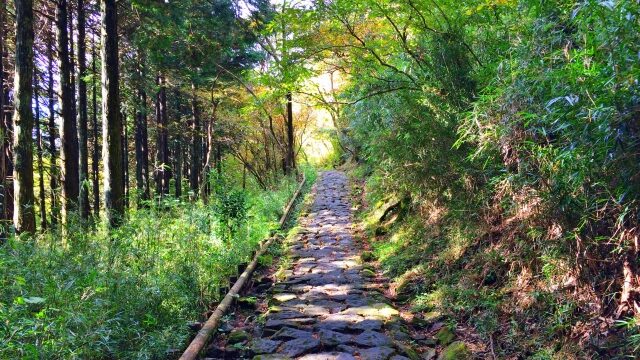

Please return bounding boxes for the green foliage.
[212,172,249,242]
[0,171,304,359]
[617,317,640,353]
[129,0,264,82]
[335,0,639,357]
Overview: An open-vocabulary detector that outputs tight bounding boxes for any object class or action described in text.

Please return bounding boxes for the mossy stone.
[227,330,250,344]
[268,293,296,306]
[438,341,470,360]
[410,316,429,329]
[395,341,420,360]
[435,327,455,345]
[362,269,376,278]
[422,347,436,360]
[363,264,376,271]
[369,293,388,304]
[419,337,437,347]
[411,311,442,329]
[238,296,258,308]
[423,311,443,323]
[405,348,420,360]
[395,280,416,302]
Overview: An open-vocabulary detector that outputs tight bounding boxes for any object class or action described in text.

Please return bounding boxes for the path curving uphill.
[209,171,427,360]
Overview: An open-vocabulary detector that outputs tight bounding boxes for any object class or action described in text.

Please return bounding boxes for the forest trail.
[214,171,425,360]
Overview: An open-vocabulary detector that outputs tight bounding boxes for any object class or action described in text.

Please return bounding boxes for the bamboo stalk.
[179,174,306,360]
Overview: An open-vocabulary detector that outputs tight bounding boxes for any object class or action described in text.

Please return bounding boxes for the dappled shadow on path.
[223,171,420,360]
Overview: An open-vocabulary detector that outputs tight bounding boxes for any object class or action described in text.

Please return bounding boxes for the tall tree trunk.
[243,164,247,189]
[122,112,129,209]
[91,36,99,217]
[189,83,200,197]
[199,98,218,204]
[271,141,277,181]
[47,32,60,228]
[183,145,189,191]
[285,91,295,175]
[12,0,36,234]
[68,5,78,159]
[34,68,46,230]
[1,0,13,236]
[77,0,90,220]
[155,75,169,197]
[202,116,209,194]
[134,56,149,206]
[0,0,8,238]
[173,90,182,198]
[57,0,80,224]
[263,129,271,184]
[134,96,150,204]
[101,0,123,227]
[68,3,76,124]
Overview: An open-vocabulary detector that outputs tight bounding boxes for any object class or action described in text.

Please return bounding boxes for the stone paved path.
[244,171,421,360]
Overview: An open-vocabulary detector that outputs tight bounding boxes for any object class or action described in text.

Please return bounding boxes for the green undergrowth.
[349,164,638,359]
[0,165,316,360]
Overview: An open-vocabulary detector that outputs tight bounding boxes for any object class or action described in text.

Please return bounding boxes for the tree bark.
[101,0,124,227]
[199,98,218,204]
[12,0,36,234]
[155,75,170,197]
[1,0,13,236]
[123,111,129,209]
[47,31,60,227]
[183,145,189,191]
[173,90,182,198]
[271,141,276,181]
[134,56,150,206]
[77,0,90,220]
[285,91,295,175]
[57,0,80,224]
[0,0,8,238]
[263,129,271,184]
[34,68,46,230]
[68,2,77,128]
[91,36,99,217]
[189,83,200,197]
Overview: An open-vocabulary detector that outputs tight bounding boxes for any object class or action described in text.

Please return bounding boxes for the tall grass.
[0,167,314,359]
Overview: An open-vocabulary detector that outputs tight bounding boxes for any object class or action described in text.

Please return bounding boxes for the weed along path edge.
[180,174,307,360]
[207,171,442,360]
